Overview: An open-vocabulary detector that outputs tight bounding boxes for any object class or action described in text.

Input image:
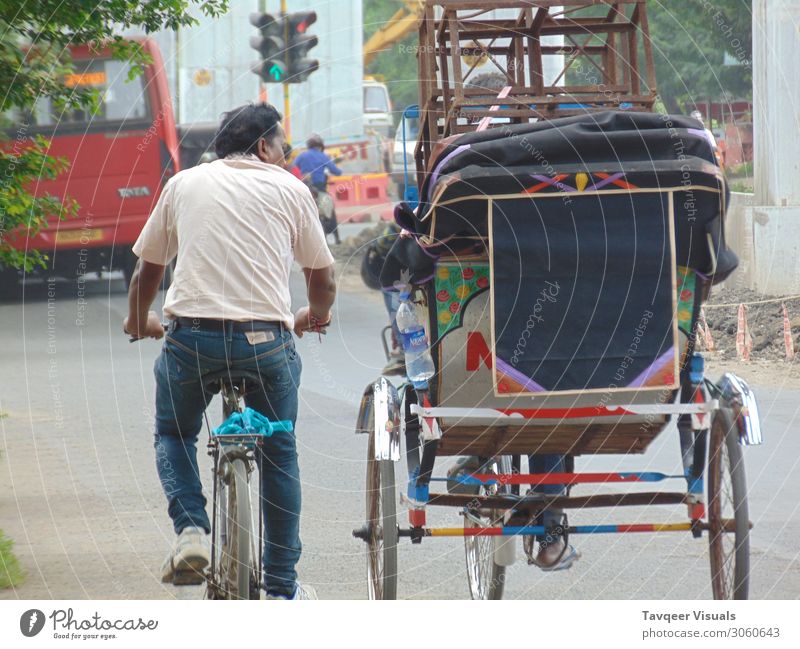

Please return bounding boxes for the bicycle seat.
[202,368,263,393]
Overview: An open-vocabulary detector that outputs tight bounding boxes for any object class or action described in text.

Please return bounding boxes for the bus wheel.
[0,267,22,301]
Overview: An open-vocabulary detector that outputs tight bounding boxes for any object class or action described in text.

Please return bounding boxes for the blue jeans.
[528,454,567,542]
[153,322,302,596]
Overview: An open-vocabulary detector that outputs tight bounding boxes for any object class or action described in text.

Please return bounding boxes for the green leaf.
[0,529,25,589]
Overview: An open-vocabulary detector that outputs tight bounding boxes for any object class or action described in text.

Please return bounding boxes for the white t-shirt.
[132,155,334,328]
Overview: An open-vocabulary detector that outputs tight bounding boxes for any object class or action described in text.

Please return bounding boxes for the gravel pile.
[702,286,800,361]
[332,223,386,260]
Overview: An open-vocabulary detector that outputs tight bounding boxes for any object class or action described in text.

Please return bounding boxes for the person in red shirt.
[282,142,303,179]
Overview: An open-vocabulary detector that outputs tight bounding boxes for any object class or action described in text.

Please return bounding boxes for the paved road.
[1,269,799,600]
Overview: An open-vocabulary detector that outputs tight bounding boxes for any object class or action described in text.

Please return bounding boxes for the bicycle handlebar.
[128,324,168,343]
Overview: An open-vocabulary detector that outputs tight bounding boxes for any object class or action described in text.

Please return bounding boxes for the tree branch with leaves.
[0,0,228,271]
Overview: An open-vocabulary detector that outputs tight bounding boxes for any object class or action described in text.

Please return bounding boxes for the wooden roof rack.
[416,1,658,173]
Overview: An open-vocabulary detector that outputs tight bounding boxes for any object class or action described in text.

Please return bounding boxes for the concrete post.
[752,0,800,293]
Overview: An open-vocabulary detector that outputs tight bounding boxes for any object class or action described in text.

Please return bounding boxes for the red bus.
[3,39,179,291]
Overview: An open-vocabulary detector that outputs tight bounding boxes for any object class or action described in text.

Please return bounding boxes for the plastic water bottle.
[396,292,435,388]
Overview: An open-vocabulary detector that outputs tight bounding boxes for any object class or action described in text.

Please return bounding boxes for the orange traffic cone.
[783,303,795,361]
[699,306,715,352]
[736,304,752,361]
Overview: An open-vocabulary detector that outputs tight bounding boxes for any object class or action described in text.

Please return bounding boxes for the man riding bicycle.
[124,102,336,600]
[294,134,343,244]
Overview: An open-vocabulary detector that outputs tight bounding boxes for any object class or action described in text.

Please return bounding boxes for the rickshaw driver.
[529,454,580,569]
[123,102,336,599]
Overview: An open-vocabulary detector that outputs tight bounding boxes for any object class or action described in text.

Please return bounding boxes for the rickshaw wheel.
[366,431,399,600]
[708,406,750,600]
[464,456,512,600]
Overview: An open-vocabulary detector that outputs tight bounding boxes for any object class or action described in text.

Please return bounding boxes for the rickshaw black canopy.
[404,111,738,284]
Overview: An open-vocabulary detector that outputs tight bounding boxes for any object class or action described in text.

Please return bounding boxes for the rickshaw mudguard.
[717,373,763,446]
[356,377,402,461]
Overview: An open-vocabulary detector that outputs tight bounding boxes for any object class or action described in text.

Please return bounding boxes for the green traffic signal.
[250,59,288,83]
[268,63,284,82]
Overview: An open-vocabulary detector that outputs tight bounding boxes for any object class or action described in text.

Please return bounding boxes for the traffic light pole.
[258,0,267,103]
[281,0,291,142]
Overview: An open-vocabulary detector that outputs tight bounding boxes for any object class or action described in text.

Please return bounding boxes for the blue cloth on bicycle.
[213,407,293,437]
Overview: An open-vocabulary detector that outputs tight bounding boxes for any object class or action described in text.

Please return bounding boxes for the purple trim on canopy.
[428,144,471,200]
[495,358,547,393]
[587,172,625,191]
[531,174,577,192]
[628,347,676,388]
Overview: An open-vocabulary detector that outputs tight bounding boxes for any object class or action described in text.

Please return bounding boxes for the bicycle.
[201,369,292,600]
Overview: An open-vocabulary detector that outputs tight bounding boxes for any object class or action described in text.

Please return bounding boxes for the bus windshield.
[30,58,148,129]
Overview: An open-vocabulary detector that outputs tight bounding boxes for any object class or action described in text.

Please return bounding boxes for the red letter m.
[466,332,492,371]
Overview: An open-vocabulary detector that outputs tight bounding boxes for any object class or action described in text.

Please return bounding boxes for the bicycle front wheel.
[219,458,253,600]
[708,407,750,600]
[366,432,398,600]
[464,456,512,600]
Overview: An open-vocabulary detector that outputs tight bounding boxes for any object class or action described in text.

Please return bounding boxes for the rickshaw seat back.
[429,269,690,456]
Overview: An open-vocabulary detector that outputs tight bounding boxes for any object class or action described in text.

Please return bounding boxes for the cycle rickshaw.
[352,1,762,601]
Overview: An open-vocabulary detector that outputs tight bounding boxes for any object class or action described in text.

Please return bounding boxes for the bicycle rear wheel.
[218,458,253,600]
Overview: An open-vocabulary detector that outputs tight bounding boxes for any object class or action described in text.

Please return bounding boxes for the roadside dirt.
[701,285,800,376]
[704,357,800,389]
[331,224,387,296]
[333,223,386,260]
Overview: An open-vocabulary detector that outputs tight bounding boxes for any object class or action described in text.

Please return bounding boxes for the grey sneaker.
[265,582,318,600]
[161,526,210,585]
[382,357,406,376]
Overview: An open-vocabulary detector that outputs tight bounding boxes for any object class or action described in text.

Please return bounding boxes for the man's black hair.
[214,102,283,158]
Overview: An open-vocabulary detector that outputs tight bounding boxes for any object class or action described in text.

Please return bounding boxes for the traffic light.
[250,10,320,84]
[249,12,287,83]
[286,11,319,83]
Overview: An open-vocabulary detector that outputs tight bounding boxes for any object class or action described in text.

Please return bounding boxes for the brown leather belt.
[172,317,285,333]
